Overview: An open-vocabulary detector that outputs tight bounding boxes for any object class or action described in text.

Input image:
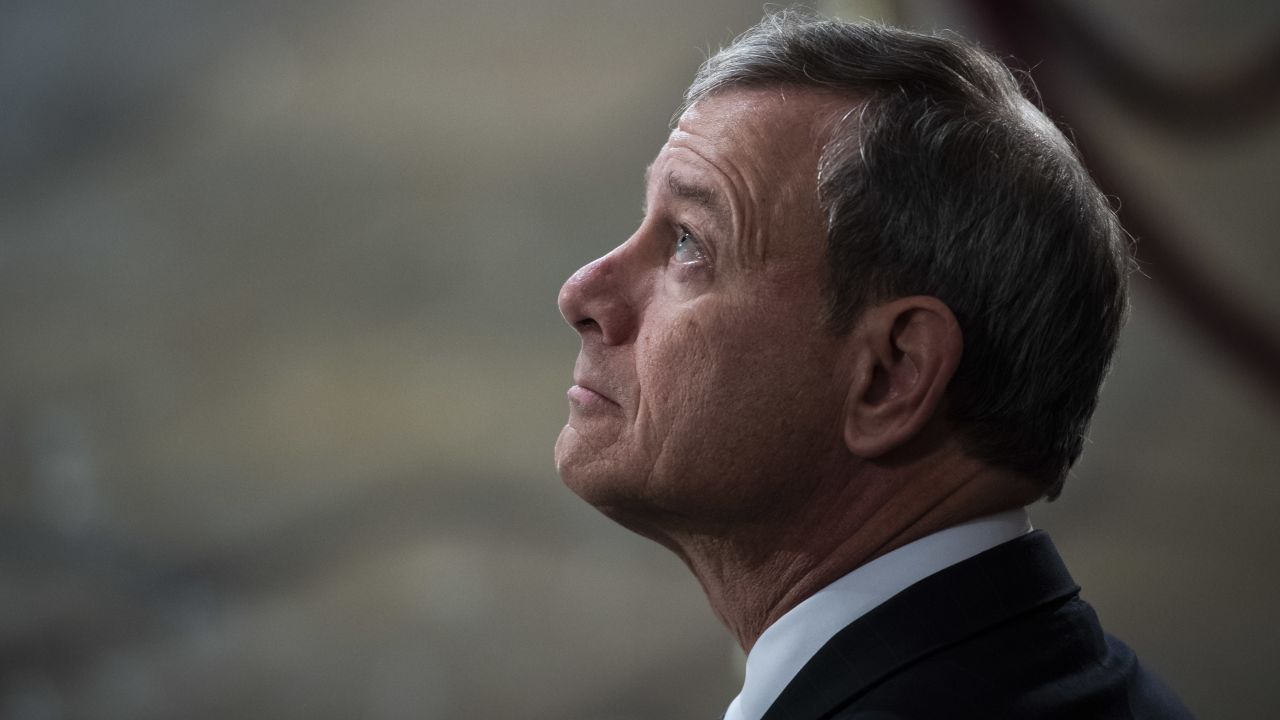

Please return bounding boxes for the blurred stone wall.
[1,1,1277,718]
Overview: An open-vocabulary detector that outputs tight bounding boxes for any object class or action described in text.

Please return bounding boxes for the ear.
[843,296,963,459]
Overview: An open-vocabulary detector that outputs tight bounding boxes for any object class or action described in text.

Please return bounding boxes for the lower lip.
[568,384,618,409]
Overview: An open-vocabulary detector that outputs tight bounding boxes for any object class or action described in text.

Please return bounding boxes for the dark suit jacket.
[760,531,1194,719]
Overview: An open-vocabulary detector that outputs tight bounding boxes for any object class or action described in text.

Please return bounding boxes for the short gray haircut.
[682,11,1133,498]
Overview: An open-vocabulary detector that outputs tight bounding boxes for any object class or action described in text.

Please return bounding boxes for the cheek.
[634,312,720,444]
[633,307,807,472]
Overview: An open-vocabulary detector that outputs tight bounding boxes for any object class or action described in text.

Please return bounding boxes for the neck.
[664,454,1035,652]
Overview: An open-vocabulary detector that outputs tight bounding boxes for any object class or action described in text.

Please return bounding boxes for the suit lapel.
[761,531,1079,720]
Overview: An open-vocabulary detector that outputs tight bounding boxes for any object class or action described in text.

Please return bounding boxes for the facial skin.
[555,87,1036,649]
[554,88,858,545]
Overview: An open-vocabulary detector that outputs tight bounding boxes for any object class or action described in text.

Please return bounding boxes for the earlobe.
[842,297,963,459]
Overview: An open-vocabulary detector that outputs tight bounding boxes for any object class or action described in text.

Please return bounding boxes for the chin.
[553,424,589,480]
[555,425,615,498]
[555,426,652,513]
[557,457,631,510]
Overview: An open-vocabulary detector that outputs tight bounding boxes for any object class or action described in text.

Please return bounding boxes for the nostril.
[575,318,599,331]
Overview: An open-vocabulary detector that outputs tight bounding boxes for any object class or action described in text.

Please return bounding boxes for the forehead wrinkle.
[735,163,768,267]
[674,88,846,272]
[735,118,820,270]
[708,144,767,268]
[665,140,765,269]
[676,126,774,268]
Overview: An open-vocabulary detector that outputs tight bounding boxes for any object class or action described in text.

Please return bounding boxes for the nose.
[557,249,638,346]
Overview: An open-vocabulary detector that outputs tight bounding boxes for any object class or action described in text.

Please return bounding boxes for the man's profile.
[554,12,1194,719]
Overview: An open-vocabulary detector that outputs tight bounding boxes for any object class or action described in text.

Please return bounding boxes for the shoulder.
[765,533,1195,720]
[831,595,1194,719]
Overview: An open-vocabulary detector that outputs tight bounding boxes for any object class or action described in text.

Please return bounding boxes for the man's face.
[554,89,854,536]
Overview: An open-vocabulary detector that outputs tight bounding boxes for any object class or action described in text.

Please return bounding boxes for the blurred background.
[1,0,1277,717]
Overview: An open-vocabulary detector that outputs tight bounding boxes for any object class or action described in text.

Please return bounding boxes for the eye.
[673,227,707,265]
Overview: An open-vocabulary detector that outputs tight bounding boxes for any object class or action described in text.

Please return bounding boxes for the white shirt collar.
[723,508,1032,720]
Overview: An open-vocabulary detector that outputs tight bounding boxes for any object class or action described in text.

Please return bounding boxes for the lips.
[569,379,620,408]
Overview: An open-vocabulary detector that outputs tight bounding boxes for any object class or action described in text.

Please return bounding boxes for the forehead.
[671,87,841,160]
[652,86,855,211]
[650,87,850,263]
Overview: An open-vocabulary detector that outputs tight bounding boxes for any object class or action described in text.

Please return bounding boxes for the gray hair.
[683,11,1133,498]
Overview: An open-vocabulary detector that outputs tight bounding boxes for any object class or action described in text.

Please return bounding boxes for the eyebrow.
[642,164,730,228]
[667,173,720,209]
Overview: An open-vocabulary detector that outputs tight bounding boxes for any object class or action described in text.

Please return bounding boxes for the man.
[554,11,1193,720]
